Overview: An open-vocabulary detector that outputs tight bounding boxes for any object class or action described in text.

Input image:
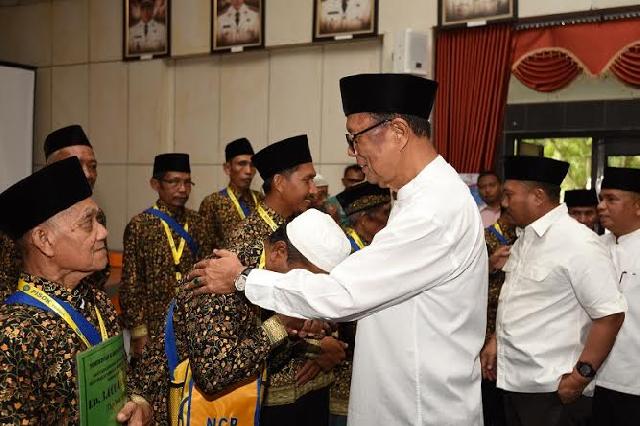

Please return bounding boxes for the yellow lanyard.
[346,227,366,249]
[494,222,504,237]
[256,204,279,232]
[227,187,258,220]
[155,204,189,281]
[256,204,278,269]
[17,279,107,348]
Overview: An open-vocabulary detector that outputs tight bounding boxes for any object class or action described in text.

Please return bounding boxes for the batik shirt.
[0,273,121,424]
[120,200,214,342]
[199,188,263,249]
[484,218,517,339]
[227,202,334,406]
[127,282,289,425]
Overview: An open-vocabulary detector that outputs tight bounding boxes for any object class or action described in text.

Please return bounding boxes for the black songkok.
[225,138,255,162]
[601,167,640,194]
[0,157,92,239]
[153,153,191,176]
[340,73,438,118]
[503,156,569,186]
[44,125,92,158]
[252,135,312,181]
[564,189,598,207]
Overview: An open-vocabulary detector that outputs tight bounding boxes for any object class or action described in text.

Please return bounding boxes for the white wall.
[0,0,436,250]
[0,0,637,248]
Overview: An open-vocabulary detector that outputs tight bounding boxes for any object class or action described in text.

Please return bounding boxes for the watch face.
[578,362,594,377]
[235,274,246,291]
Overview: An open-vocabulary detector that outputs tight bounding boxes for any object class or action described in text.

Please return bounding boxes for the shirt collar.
[616,226,640,247]
[258,201,287,225]
[526,203,567,238]
[19,272,87,310]
[156,199,186,222]
[397,155,446,202]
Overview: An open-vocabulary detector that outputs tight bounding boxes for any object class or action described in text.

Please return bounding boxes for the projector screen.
[0,62,35,192]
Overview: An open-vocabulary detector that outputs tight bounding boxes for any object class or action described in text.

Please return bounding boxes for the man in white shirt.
[187,73,488,426]
[128,0,167,54]
[216,0,261,47]
[319,0,373,33]
[478,171,503,228]
[593,167,640,426]
[481,156,626,426]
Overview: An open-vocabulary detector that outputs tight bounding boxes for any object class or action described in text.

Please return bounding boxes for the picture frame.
[313,0,378,42]
[438,0,517,28]
[124,0,170,60]
[212,0,264,53]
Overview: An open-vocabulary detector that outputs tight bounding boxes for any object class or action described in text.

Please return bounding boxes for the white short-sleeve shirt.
[496,204,627,393]
[596,228,640,396]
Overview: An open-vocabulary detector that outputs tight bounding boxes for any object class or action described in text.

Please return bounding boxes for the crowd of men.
[0,73,638,426]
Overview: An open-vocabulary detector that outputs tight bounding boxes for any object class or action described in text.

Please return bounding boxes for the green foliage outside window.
[521,138,593,192]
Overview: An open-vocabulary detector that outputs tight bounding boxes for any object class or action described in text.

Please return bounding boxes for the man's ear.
[223,162,231,177]
[150,178,160,192]
[268,240,289,271]
[390,118,410,151]
[532,186,548,206]
[632,193,640,218]
[28,225,56,258]
[272,173,287,195]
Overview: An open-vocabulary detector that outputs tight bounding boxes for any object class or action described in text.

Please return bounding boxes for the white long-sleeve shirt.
[596,228,640,396]
[245,155,488,426]
[496,204,627,394]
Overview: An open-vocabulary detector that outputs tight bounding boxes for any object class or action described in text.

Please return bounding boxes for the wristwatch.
[234,267,253,292]
[575,361,596,379]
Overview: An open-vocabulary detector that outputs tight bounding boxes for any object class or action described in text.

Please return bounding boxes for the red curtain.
[433,24,513,173]
[610,43,640,87]
[512,19,640,91]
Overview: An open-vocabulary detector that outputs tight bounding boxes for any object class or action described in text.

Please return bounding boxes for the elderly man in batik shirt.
[128,210,351,425]
[0,125,110,299]
[0,157,151,424]
[120,153,214,360]
[199,138,263,249]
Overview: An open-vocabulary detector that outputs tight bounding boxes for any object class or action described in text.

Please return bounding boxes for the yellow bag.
[165,301,264,426]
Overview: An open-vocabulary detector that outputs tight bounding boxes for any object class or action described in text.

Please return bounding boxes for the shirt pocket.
[520,265,553,282]
[620,270,639,293]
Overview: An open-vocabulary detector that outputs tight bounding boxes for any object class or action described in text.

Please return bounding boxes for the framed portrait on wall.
[439,0,517,27]
[313,0,378,41]
[124,0,170,60]
[212,0,264,53]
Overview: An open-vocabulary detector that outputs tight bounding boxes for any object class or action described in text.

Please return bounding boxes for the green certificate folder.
[76,334,127,426]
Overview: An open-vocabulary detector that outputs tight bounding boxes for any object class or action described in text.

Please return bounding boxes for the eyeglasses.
[160,178,195,188]
[345,119,392,153]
